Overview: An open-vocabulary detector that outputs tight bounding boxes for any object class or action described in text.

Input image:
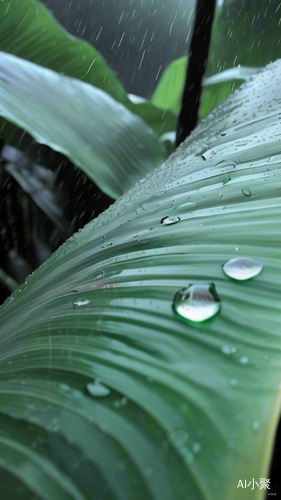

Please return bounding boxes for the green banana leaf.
[0,59,281,500]
[0,51,166,200]
[0,0,176,137]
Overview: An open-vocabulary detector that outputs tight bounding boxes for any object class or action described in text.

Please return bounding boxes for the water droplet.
[221,345,237,355]
[120,397,127,406]
[73,299,90,307]
[241,185,252,197]
[264,355,269,360]
[173,284,221,323]
[192,442,201,454]
[161,216,180,225]
[239,356,249,365]
[219,193,223,199]
[222,257,262,281]
[167,428,189,448]
[217,160,236,171]
[251,420,260,431]
[175,202,198,214]
[86,379,111,398]
[229,378,238,386]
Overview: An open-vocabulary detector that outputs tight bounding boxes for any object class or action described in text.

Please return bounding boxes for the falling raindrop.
[173,284,221,323]
[241,185,252,197]
[86,379,111,398]
[161,215,180,225]
[222,257,263,280]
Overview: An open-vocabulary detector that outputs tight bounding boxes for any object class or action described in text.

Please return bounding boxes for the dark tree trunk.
[176,0,216,147]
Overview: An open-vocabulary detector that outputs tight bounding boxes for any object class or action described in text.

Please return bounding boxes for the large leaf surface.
[0,52,165,200]
[0,61,281,499]
[0,0,176,136]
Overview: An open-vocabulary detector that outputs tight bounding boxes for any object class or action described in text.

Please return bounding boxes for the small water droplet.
[241,185,252,197]
[73,299,90,307]
[251,420,260,431]
[229,378,238,386]
[173,284,221,323]
[120,397,127,406]
[86,379,111,398]
[239,356,249,365]
[217,160,236,171]
[167,428,189,448]
[221,345,237,355]
[175,202,198,214]
[219,193,223,199]
[222,257,262,281]
[192,442,201,454]
[264,355,269,360]
[161,215,180,225]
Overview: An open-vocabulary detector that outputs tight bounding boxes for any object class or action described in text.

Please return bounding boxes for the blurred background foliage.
[0,0,280,306]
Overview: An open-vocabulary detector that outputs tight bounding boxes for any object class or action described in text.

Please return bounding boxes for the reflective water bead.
[173,284,221,323]
[241,185,252,197]
[73,299,90,307]
[86,379,111,398]
[161,215,180,225]
[222,257,263,281]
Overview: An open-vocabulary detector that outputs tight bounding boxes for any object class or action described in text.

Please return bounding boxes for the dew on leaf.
[221,345,237,355]
[161,215,180,225]
[241,185,252,197]
[173,284,221,323]
[222,257,263,280]
[192,442,201,454]
[239,356,249,365]
[251,420,260,431]
[167,428,189,448]
[86,379,111,398]
[73,299,90,307]
[175,202,198,213]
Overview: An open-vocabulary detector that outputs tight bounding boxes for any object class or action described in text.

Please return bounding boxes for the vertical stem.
[176,0,216,147]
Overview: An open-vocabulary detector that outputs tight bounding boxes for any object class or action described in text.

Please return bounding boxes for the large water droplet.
[167,428,189,448]
[73,299,90,307]
[86,379,111,398]
[173,284,221,323]
[241,185,252,197]
[222,257,262,280]
[161,215,180,225]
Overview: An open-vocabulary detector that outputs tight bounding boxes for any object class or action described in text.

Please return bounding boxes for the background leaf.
[0,59,281,499]
[151,56,187,114]
[0,0,176,137]
[200,0,281,118]
[0,52,166,200]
